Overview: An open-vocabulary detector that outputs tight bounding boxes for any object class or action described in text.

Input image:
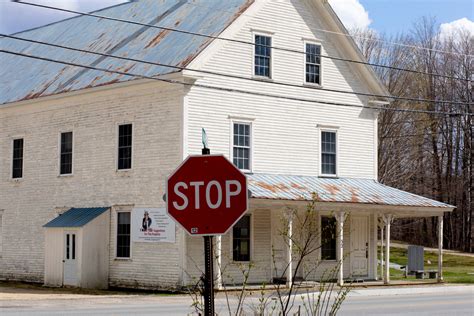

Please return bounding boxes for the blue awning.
[44,207,110,228]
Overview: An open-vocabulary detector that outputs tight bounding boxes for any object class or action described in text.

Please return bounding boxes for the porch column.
[382,214,393,284]
[335,212,345,287]
[380,223,384,282]
[216,235,223,290]
[286,214,293,287]
[438,215,444,283]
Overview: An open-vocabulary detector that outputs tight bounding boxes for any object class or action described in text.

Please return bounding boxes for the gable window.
[321,131,337,176]
[116,212,131,258]
[305,43,321,85]
[12,138,24,179]
[60,132,73,175]
[232,122,251,171]
[254,35,271,78]
[321,216,336,260]
[118,124,132,170]
[233,215,251,261]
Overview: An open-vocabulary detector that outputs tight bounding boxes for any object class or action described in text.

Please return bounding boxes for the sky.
[0,0,473,37]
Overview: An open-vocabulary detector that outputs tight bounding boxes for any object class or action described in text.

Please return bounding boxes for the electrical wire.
[2,33,472,108]
[2,48,472,117]
[12,1,472,83]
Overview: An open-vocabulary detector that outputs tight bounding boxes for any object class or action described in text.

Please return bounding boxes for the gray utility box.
[407,245,424,274]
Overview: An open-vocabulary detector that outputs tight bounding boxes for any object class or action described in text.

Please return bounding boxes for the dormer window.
[254,35,272,78]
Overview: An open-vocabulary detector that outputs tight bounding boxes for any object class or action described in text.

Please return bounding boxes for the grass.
[380,246,474,284]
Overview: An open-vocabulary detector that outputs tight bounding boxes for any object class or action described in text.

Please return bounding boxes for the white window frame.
[230,119,253,173]
[11,137,24,180]
[318,127,339,177]
[252,31,274,80]
[116,122,134,172]
[115,210,132,259]
[58,130,74,177]
[230,213,253,263]
[303,40,323,87]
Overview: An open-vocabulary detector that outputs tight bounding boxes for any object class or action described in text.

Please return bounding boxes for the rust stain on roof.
[144,29,172,49]
[348,187,360,203]
[324,184,340,195]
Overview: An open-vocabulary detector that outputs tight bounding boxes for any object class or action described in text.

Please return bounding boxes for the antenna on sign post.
[201,128,213,315]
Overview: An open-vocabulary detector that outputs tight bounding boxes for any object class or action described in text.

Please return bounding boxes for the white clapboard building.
[0,0,454,290]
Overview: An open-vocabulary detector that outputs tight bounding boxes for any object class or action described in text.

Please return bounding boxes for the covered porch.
[184,174,454,288]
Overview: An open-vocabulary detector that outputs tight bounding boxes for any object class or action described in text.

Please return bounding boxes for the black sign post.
[201,146,215,316]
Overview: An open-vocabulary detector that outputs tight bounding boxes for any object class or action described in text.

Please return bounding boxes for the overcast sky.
[0,0,472,37]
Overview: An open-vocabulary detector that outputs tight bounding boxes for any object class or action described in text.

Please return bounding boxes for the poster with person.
[131,207,175,243]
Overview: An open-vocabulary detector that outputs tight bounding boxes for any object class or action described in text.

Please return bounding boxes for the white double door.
[63,231,78,286]
[351,216,369,277]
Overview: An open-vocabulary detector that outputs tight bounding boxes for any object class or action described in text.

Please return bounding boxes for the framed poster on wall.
[131,207,175,243]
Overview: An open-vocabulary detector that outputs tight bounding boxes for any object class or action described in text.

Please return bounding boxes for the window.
[0,212,3,256]
[305,43,322,85]
[233,215,251,261]
[254,35,271,78]
[116,212,131,258]
[12,138,24,179]
[321,216,336,260]
[60,132,73,175]
[66,233,76,260]
[321,131,336,176]
[118,124,132,170]
[232,123,251,171]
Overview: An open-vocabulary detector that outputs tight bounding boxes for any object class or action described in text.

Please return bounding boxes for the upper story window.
[118,124,132,170]
[321,216,336,260]
[116,212,131,258]
[305,43,322,85]
[321,131,337,176]
[60,132,73,175]
[232,122,251,171]
[254,35,271,78]
[233,215,251,261]
[12,138,24,179]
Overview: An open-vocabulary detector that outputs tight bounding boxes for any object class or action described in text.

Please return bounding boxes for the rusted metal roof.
[0,0,254,105]
[248,173,454,208]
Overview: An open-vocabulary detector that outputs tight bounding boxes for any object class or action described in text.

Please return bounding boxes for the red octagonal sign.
[166,155,248,236]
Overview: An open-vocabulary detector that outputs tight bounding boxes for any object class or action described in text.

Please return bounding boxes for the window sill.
[114,258,132,262]
[116,169,133,176]
[319,174,338,179]
[252,76,273,82]
[303,83,323,89]
[10,178,23,183]
[58,174,73,178]
[321,259,338,263]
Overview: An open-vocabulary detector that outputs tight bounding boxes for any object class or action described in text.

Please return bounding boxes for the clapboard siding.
[185,0,377,179]
[0,81,185,287]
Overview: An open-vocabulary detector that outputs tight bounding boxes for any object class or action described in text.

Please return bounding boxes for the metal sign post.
[202,145,214,316]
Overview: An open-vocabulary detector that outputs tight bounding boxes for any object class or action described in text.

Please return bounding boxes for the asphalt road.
[1,289,473,315]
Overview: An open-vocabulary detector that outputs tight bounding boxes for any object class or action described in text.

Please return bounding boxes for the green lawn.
[379,247,474,284]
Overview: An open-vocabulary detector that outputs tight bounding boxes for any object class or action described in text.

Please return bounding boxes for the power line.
[2,33,472,108]
[1,48,472,118]
[184,1,474,59]
[12,0,472,83]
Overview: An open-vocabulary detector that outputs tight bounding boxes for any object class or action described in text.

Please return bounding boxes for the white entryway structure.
[43,208,110,289]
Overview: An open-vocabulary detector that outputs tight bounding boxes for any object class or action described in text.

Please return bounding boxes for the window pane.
[60,132,73,175]
[117,212,131,258]
[255,35,271,78]
[305,43,321,84]
[12,139,24,179]
[321,217,336,260]
[233,215,251,261]
[118,124,132,170]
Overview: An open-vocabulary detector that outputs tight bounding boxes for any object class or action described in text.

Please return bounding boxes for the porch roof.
[43,207,110,228]
[248,174,454,209]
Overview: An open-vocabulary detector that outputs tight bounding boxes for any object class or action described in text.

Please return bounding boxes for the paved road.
[1,287,473,315]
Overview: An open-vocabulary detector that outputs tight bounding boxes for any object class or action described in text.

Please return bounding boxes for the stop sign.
[166,155,248,236]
